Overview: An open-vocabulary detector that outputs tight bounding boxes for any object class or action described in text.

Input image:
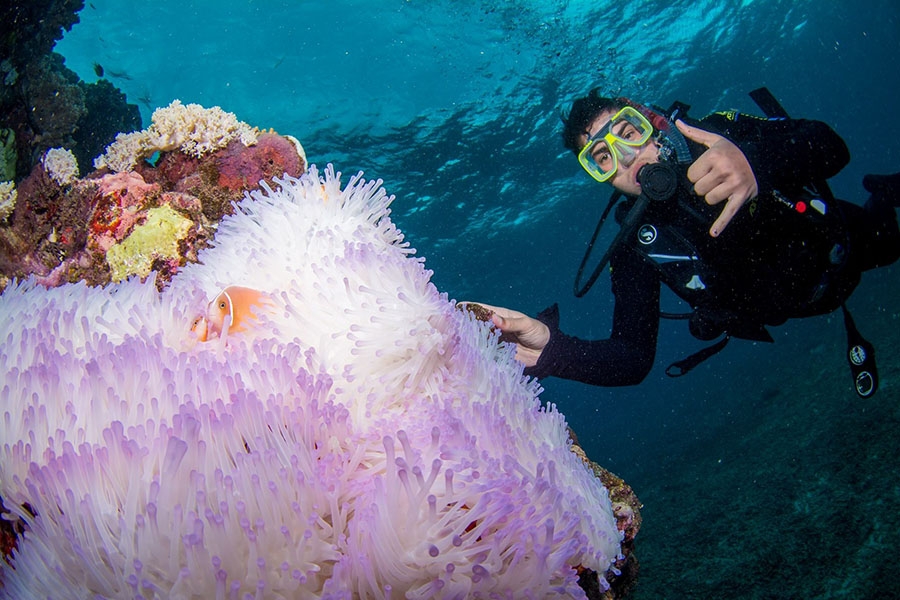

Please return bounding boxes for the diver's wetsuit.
[525,112,900,387]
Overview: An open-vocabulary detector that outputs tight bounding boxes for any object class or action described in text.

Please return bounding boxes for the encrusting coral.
[104,204,193,282]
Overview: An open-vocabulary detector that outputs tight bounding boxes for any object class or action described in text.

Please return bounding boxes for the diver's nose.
[615,143,640,168]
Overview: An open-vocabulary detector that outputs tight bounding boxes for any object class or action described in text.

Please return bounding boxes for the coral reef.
[0,104,306,290]
[0,1,140,181]
[0,165,636,599]
[40,147,79,186]
[94,100,262,173]
[0,129,15,181]
[572,444,642,600]
[0,182,15,221]
[0,4,299,291]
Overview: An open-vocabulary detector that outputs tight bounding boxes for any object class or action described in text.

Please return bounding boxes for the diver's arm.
[524,249,660,387]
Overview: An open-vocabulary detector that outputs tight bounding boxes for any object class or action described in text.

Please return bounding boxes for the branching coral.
[94,100,259,173]
[0,181,15,221]
[91,130,147,174]
[40,147,79,185]
[148,99,258,156]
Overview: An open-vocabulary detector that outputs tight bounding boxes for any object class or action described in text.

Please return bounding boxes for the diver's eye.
[591,145,612,168]
[615,123,639,140]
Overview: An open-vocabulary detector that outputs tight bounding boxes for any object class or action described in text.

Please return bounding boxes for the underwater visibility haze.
[6,0,900,597]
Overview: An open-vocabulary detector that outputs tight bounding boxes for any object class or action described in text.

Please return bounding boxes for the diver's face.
[581,110,660,197]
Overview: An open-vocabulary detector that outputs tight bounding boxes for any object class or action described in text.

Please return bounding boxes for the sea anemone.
[0,165,622,598]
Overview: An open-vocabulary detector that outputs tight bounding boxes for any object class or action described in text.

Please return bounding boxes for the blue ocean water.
[56,1,900,597]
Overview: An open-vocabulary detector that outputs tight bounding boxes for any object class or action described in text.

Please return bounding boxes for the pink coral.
[89,171,160,252]
[214,132,303,193]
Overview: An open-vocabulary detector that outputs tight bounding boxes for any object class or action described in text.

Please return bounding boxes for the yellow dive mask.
[577,106,654,182]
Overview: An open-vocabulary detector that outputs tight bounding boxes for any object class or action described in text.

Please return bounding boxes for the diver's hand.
[676,119,759,237]
[460,302,549,367]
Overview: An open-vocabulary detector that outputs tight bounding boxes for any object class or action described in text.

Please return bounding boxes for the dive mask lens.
[614,142,639,168]
[578,136,616,182]
[577,106,654,182]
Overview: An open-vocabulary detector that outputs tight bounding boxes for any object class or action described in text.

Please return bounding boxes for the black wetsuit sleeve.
[697,112,850,196]
[523,248,660,386]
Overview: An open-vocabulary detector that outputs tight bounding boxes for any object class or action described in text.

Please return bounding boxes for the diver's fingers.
[686,158,711,187]
[492,312,533,333]
[690,166,726,197]
[458,300,524,320]
[701,181,732,205]
[709,196,746,237]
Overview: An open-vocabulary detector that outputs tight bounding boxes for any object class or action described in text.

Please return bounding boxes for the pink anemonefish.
[190,285,268,342]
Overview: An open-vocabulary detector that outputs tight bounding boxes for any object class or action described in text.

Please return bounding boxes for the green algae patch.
[106,205,192,282]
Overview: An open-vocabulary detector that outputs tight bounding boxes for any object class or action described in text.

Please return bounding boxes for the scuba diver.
[473,88,900,398]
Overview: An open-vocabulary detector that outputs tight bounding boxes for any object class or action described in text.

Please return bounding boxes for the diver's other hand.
[459,301,549,367]
[676,119,759,237]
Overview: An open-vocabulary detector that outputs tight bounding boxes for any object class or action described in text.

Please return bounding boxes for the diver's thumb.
[675,119,722,148]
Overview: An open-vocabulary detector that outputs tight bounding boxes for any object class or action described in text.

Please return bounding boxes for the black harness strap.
[574,191,623,298]
[665,336,730,377]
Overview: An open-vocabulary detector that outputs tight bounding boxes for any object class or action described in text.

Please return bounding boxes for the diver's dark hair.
[561,89,632,155]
